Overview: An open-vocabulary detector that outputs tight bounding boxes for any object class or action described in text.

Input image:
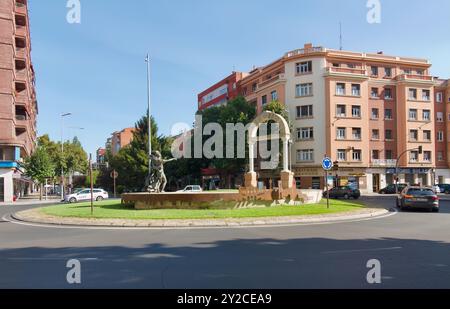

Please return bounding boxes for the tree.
[109,114,172,192]
[263,100,289,122]
[23,146,55,200]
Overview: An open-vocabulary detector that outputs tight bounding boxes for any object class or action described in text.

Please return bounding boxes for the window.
[438,151,444,161]
[385,130,393,140]
[416,69,424,75]
[437,131,444,142]
[297,105,313,118]
[385,109,393,120]
[352,128,362,140]
[422,89,430,101]
[297,127,314,140]
[261,95,267,105]
[385,67,392,77]
[336,83,345,95]
[410,151,418,162]
[332,63,340,67]
[351,84,360,96]
[424,151,432,162]
[352,106,361,118]
[423,130,431,141]
[423,110,431,121]
[372,150,380,160]
[409,88,417,100]
[371,108,379,119]
[436,92,443,103]
[348,63,356,69]
[437,112,444,122]
[336,127,346,140]
[372,129,380,140]
[371,88,379,98]
[410,130,418,141]
[337,149,347,161]
[297,149,314,162]
[384,88,393,99]
[252,83,257,92]
[296,83,313,97]
[386,150,393,160]
[296,61,312,74]
[371,66,379,76]
[409,109,417,120]
[352,150,362,161]
[336,105,346,117]
[271,90,278,101]
[404,68,412,74]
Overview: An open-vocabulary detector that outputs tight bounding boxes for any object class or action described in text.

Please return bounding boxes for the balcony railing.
[326,66,367,76]
[396,74,434,82]
[286,47,325,58]
[258,73,286,89]
[15,1,27,14]
[371,159,397,167]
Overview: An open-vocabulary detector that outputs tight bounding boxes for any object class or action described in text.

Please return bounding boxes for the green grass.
[40,199,364,220]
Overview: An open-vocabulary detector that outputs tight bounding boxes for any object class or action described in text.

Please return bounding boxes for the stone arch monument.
[245,111,294,190]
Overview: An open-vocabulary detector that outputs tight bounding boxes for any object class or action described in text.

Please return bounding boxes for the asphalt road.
[0,196,449,289]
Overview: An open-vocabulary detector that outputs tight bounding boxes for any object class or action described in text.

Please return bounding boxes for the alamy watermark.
[367,0,381,24]
[66,259,81,284]
[66,0,81,24]
[366,259,382,284]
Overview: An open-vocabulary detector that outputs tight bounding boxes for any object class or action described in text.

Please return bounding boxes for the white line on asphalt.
[3,257,99,261]
[322,246,402,254]
[2,209,398,231]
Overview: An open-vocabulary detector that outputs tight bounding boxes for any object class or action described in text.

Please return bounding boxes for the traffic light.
[418,146,423,154]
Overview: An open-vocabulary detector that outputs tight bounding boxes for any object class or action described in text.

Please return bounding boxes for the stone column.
[245,141,257,188]
[282,138,289,171]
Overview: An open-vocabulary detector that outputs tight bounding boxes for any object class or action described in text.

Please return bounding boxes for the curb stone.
[11,207,390,228]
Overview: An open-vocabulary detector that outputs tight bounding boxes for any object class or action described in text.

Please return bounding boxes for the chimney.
[304,43,313,49]
[377,51,384,55]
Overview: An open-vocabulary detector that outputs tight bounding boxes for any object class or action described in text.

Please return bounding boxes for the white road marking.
[322,246,402,254]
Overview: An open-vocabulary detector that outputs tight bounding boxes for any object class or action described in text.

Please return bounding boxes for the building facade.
[0,0,37,202]
[110,128,135,156]
[197,71,247,111]
[202,43,450,193]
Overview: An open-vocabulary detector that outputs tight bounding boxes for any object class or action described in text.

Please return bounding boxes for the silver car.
[65,189,109,203]
[397,186,439,212]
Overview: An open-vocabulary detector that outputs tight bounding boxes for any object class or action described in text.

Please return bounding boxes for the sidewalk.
[0,198,62,207]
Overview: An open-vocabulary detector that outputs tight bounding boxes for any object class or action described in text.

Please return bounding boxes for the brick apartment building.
[0,0,37,202]
[197,71,247,111]
[110,127,135,156]
[199,43,450,193]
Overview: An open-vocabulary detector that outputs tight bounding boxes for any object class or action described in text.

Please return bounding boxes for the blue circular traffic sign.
[322,157,333,171]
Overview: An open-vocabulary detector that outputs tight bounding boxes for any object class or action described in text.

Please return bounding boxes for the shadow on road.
[0,237,449,289]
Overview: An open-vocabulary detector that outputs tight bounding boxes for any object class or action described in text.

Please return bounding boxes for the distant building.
[96,148,106,164]
[110,128,135,156]
[0,0,38,202]
[197,71,247,111]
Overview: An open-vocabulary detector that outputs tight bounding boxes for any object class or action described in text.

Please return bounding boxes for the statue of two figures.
[145,151,176,193]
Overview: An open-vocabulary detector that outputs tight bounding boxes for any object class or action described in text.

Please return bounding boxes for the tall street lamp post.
[60,113,72,201]
[145,54,152,179]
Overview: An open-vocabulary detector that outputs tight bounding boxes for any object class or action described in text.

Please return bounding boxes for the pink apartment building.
[204,44,449,193]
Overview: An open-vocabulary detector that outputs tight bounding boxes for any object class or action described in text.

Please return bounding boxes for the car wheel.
[344,194,349,200]
[69,197,77,203]
[96,196,104,202]
[380,191,385,194]
[445,190,450,194]
[432,207,440,213]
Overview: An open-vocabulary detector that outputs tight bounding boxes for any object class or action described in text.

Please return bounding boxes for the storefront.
[386,168,432,186]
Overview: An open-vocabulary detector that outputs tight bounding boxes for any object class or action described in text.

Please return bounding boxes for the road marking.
[3,257,99,261]
[2,209,398,231]
[322,247,402,254]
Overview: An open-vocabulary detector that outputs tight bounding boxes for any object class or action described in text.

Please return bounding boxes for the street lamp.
[145,54,152,180]
[60,112,72,201]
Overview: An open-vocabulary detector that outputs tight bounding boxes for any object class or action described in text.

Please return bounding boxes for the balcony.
[371,159,397,167]
[15,25,27,37]
[285,46,325,58]
[14,0,27,15]
[326,66,368,79]
[257,73,286,90]
[396,74,434,83]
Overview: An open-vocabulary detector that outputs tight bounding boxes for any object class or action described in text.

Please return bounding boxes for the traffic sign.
[322,157,333,171]
[110,170,119,179]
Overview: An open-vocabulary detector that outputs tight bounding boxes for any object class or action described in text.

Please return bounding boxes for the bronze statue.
[145,151,176,193]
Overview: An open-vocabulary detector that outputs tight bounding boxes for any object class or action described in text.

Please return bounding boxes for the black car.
[397,186,439,212]
[379,183,407,194]
[323,186,360,200]
[437,184,450,194]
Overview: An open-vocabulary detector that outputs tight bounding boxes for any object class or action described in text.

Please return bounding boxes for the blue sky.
[29,0,450,156]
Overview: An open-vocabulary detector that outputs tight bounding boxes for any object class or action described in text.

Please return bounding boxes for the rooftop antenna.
[339,22,343,51]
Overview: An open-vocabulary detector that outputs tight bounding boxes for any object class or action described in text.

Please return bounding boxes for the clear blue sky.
[29,0,450,156]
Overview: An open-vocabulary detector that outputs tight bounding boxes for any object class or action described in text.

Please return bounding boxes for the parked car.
[323,186,360,200]
[432,185,441,194]
[396,186,439,212]
[177,185,203,193]
[379,183,408,194]
[65,188,109,203]
[437,184,450,194]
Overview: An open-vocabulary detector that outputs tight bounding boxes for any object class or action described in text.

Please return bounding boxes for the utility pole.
[145,54,152,179]
[89,153,94,215]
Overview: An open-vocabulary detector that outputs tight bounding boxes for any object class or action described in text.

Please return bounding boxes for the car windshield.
[407,188,435,196]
